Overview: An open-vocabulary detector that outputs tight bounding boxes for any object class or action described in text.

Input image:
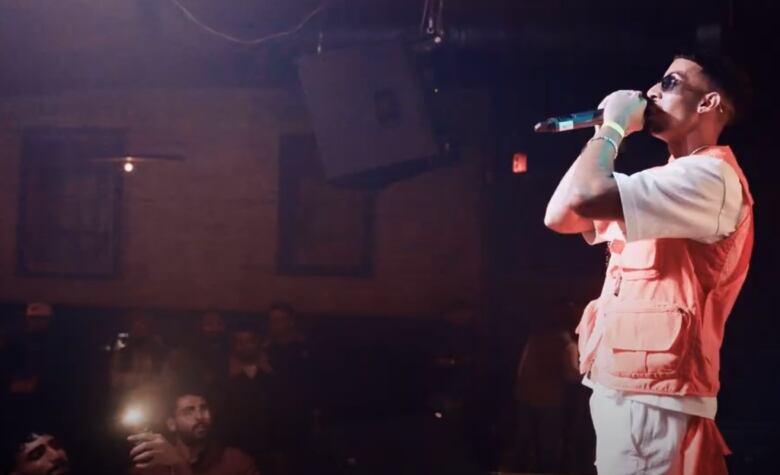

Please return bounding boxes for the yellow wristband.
[603,120,626,138]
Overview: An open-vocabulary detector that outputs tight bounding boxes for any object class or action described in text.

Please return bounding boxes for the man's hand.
[598,90,647,137]
[128,432,188,471]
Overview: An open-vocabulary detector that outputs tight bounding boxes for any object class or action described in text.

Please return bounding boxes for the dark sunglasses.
[659,74,706,94]
[660,74,681,92]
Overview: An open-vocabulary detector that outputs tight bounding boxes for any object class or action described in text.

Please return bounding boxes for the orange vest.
[576,146,754,397]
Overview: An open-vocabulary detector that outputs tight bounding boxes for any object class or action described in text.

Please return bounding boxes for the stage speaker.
[297,41,439,187]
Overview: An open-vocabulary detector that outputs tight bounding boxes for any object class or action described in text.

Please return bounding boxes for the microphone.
[534,97,654,133]
[533,109,604,133]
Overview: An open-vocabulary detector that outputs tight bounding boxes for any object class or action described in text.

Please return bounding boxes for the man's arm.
[543,156,597,234]
[543,132,622,232]
[544,91,646,232]
[128,433,192,475]
[565,124,624,221]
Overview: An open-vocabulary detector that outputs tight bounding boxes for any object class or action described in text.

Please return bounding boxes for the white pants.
[590,391,690,475]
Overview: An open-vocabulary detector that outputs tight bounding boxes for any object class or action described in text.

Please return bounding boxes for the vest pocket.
[620,240,660,281]
[600,301,689,377]
[575,299,600,373]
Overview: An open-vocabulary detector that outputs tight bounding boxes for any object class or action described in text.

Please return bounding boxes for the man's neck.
[666,128,721,158]
[176,439,206,464]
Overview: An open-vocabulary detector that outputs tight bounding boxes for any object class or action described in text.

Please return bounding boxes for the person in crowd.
[224,323,272,465]
[263,303,314,475]
[169,311,232,390]
[512,299,580,473]
[128,383,259,475]
[110,309,172,450]
[4,303,56,401]
[110,310,170,393]
[1,427,71,475]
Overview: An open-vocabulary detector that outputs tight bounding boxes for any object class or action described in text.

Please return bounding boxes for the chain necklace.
[689,144,714,155]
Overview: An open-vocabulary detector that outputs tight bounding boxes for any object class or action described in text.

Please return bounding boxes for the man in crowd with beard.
[128,384,259,475]
[1,429,71,475]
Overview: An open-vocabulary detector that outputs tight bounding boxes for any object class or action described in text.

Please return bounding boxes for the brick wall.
[0,88,485,316]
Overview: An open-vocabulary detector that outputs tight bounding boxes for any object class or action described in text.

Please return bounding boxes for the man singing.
[544,53,753,475]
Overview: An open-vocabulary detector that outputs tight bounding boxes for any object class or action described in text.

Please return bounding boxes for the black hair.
[166,380,212,417]
[675,51,753,124]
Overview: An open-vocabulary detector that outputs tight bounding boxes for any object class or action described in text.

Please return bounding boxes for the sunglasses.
[660,74,682,92]
[659,73,707,95]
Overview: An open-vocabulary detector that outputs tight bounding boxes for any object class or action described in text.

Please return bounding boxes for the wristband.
[587,135,619,158]
[603,120,626,138]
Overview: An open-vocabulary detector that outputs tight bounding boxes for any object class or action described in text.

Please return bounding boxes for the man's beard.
[646,116,665,134]
[181,423,210,445]
[645,107,669,135]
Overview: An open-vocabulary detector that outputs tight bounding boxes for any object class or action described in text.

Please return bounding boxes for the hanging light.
[89,153,185,172]
[123,158,135,173]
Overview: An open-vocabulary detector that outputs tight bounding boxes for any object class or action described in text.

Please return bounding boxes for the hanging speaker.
[297,41,439,187]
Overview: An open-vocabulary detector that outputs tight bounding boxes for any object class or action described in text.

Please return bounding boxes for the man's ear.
[166,417,176,433]
[698,91,722,114]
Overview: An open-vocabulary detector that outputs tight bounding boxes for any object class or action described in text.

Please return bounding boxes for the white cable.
[419,0,431,34]
[435,0,444,36]
[168,0,329,46]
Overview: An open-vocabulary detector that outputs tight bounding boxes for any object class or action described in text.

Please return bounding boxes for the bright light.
[122,406,145,428]
[123,162,135,173]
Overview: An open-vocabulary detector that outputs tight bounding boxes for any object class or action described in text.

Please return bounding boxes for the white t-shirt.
[615,155,743,244]
[585,154,744,418]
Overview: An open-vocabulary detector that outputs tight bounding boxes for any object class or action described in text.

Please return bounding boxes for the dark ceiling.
[1,0,774,96]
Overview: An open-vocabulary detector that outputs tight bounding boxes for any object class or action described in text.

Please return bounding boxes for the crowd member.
[129,383,259,475]
[224,323,272,464]
[1,427,71,475]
